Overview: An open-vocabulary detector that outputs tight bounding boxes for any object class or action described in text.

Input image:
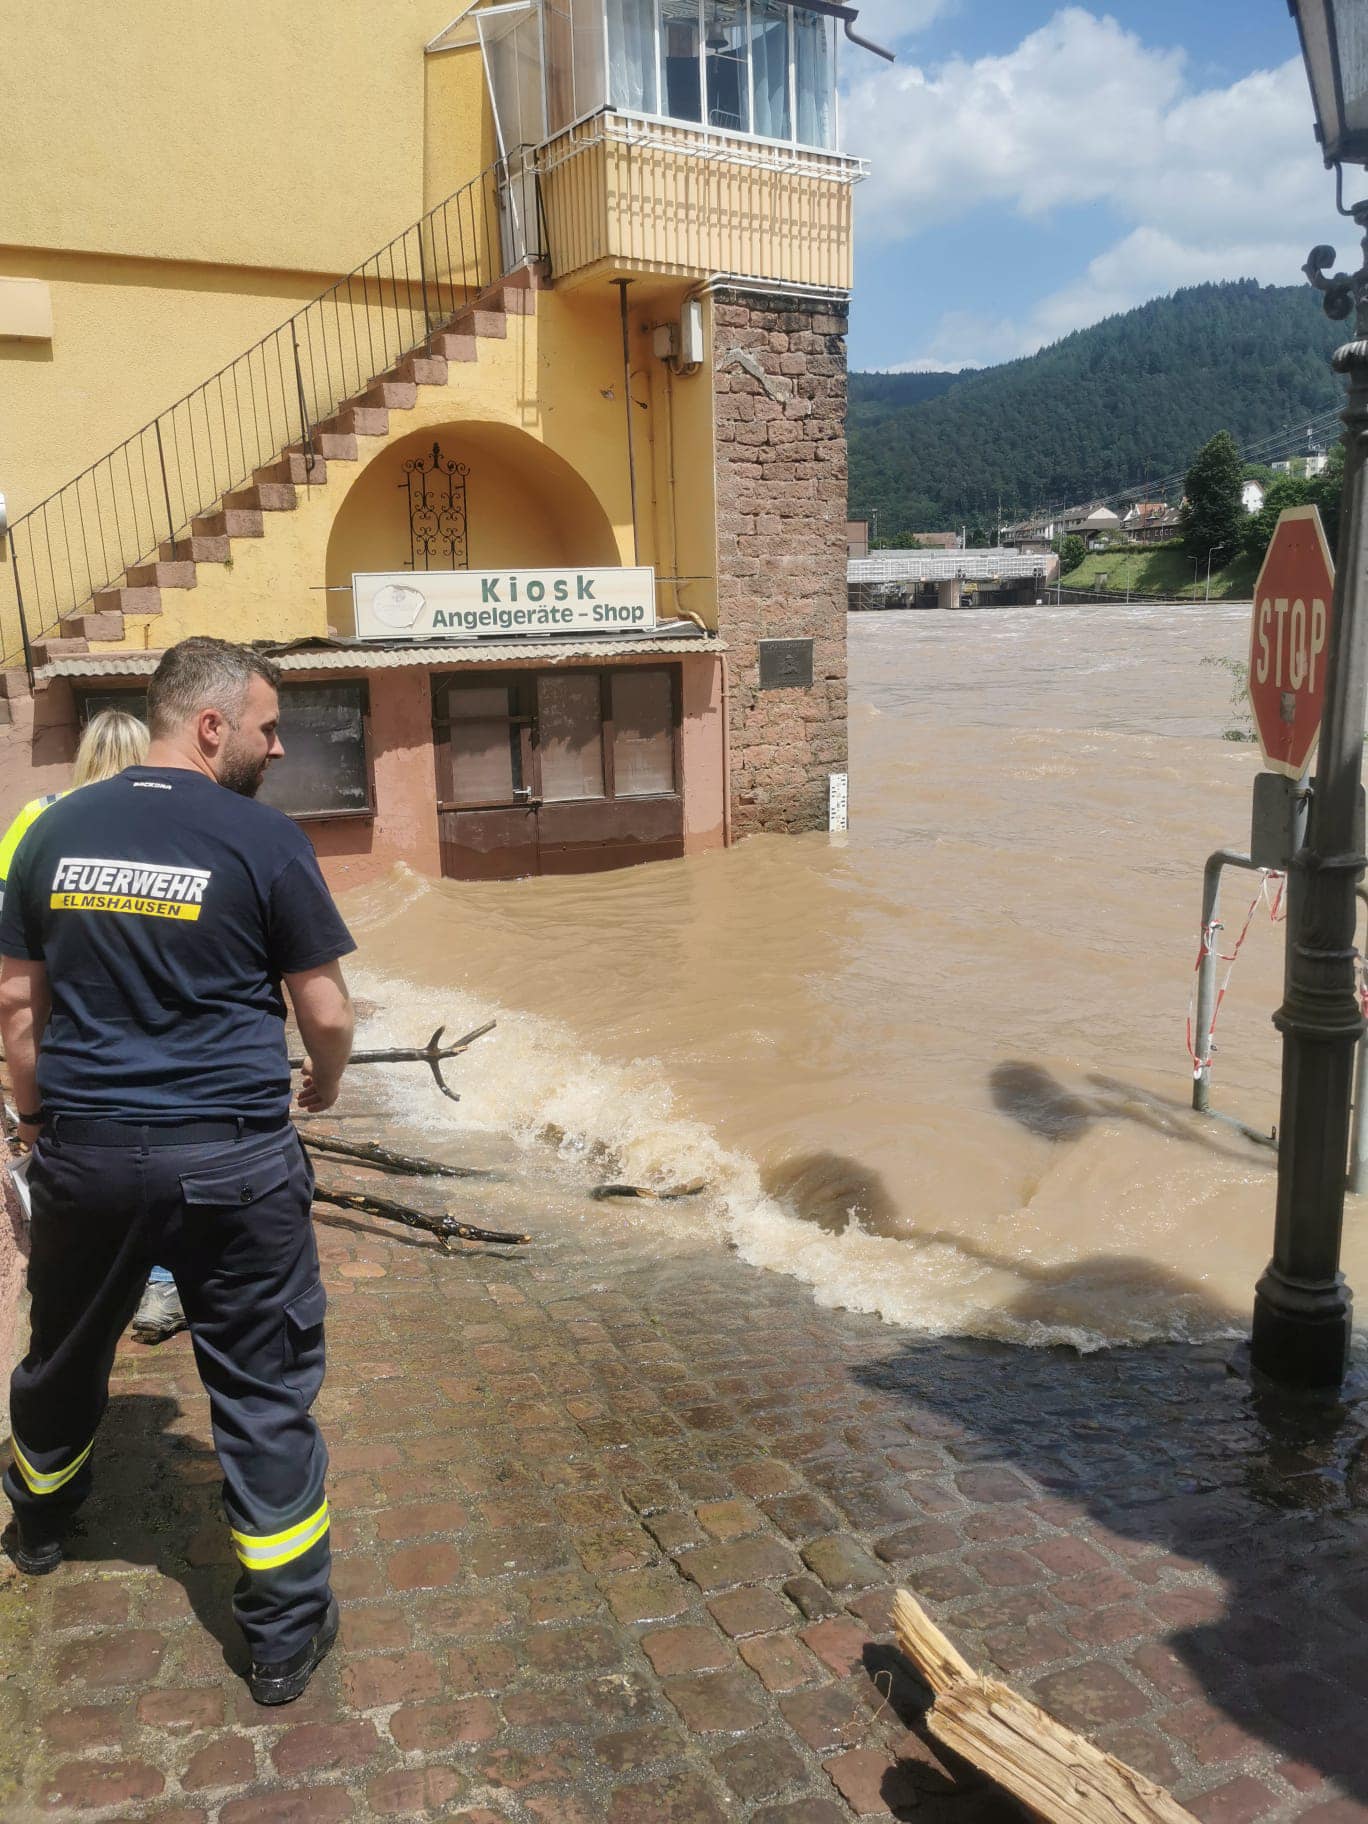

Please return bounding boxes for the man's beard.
[219,744,270,798]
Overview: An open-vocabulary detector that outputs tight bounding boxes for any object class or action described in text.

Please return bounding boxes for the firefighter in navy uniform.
[0,637,356,1706]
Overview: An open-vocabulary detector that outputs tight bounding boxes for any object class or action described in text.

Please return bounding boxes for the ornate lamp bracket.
[1306,206,1368,363]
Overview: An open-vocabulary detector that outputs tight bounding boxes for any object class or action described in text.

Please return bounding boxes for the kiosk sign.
[354,567,656,641]
[1247,506,1335,781]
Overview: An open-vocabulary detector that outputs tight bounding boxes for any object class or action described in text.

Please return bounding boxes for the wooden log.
[300,1130,494,1180]
[893,1590,1200,1824]
[590,1178,709,1201]
[310,1180,530,1249]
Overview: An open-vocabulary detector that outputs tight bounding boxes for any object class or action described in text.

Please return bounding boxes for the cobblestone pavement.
[4,1133,1368,1824]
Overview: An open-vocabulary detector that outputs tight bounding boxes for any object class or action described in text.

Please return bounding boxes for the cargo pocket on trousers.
[180,1147,292,1212]
[281,1278,327,1394]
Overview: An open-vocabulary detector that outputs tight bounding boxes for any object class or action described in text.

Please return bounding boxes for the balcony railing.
[2,157,545,673]
[536,110,864,291]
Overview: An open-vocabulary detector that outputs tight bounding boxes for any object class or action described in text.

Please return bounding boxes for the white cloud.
[845,7,1343,367]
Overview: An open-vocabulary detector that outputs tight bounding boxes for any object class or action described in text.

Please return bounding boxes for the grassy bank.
[1062,542,1256,601]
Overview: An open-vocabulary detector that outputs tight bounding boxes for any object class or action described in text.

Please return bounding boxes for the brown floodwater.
[341,603,1368,1350]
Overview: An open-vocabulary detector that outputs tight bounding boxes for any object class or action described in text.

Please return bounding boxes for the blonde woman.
[0,709,149,909]
[0,708,184,1343]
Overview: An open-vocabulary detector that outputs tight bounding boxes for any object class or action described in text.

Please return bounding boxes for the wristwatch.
[17,1110,44,1125]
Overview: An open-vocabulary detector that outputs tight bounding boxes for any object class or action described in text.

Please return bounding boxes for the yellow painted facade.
[0,0,851,676]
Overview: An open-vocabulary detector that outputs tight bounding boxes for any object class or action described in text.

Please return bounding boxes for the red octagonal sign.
[1247,505,1336,780]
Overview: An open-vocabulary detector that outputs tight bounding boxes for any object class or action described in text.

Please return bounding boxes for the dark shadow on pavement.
[850,1244,1368,1804]
[56,1391,246,1676]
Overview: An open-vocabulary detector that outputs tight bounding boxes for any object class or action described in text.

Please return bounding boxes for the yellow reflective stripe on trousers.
[10,1435,94,1496]
[230,1499,330,1571]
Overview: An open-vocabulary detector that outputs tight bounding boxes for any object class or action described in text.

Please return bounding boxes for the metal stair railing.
[2,154,546,674]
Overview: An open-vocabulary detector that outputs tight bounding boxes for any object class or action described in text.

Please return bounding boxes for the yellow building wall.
[70,287,718,654]
[0,249,334,522]
[3,0,480,273]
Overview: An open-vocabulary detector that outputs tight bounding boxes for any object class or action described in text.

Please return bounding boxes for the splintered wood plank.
[893,1590,1199,1824]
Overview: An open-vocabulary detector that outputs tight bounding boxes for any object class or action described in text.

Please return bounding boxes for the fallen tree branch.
[591,1179,709,1201]
[893,1590,1198,1824]
[289,1020,496,1103]
[310,1179,530,1250]
[300,1131,494,1180]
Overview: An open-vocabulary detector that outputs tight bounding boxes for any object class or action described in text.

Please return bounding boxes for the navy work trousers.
[4,1121,332,1662]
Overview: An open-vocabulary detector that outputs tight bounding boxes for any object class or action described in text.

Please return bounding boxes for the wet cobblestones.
[5,1166,1368,1822]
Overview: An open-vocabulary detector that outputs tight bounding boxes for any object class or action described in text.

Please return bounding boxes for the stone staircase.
[0,276,537,715]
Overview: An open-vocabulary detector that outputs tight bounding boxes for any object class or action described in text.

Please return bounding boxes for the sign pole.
[1250,225,1368,1389]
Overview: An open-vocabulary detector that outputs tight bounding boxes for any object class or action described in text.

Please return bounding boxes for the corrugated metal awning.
[39,632,725,683]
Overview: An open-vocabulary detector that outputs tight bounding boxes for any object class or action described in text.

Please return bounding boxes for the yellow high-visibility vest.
[0,792,66,894]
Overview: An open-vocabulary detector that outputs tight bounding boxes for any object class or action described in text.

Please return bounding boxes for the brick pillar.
[712,287,849,835]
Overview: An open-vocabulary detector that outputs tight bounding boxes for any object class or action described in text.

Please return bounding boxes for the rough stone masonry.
[713,288,850,836]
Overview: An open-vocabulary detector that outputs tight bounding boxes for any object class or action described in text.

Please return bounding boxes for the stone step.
[32,638,89,665]
[126,559,197,589]
[490,278,537,316]
[160,534,230,564]
[0,698,12,727]
[60,609,126,641]
[293,430,358,461]
[454,307,507,340]
[92,585,162,617]
[192,509,264,540]
[355,378,418,411]
[0,669,32,702]
[391,352,448,387]
[427,330,477,363]
[222,481,297,512]
[255,450,328,487]
[319,404,390,438]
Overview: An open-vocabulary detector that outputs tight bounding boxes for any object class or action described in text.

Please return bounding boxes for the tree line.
[849,280,1344,545]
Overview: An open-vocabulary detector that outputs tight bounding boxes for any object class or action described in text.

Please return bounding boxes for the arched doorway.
[324,419,619,630]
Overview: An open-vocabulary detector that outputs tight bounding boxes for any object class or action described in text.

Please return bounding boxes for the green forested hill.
[849,281,1343,541]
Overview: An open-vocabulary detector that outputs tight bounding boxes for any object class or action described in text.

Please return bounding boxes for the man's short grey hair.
[146,638,282,739]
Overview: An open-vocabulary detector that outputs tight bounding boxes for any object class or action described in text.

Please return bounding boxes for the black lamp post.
[1249,2,1368,1387]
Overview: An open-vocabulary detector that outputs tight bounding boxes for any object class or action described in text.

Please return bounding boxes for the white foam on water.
[346,953,1250,1353]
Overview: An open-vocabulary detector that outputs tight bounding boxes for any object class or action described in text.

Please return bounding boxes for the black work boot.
[6,1520,63,1575]
[247,1596,340,1706]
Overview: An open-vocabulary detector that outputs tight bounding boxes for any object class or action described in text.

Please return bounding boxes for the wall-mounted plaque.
[758,638,814,690]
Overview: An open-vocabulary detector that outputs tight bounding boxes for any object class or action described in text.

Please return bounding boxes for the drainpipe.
[720,651,733,849]
[614,279,640,565]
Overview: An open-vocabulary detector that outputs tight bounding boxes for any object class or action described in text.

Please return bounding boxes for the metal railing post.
[153,421,177,551]
[290,324,313,465]
[1193,849,1259,1113]
[7,528,36,688]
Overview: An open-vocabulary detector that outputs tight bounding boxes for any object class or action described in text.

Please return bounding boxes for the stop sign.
[1247,504,1336,780]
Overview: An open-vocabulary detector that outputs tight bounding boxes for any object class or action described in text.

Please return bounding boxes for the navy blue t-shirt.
[0,766,355,1120]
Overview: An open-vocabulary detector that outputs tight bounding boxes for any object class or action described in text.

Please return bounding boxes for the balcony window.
[596,0,838,150]
[749,0,790,139]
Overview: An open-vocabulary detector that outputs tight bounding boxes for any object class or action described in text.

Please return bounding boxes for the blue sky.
[841,2,1346,371]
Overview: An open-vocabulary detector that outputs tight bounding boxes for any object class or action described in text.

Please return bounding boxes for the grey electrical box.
[1251,772,1310,870]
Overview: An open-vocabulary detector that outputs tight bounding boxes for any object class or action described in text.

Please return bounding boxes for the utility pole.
[1250,213,1368,1388]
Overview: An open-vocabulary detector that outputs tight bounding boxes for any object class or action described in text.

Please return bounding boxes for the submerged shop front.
[43,563,728,887]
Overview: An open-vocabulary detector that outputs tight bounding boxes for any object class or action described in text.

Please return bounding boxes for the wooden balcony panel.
[537,114,861,291]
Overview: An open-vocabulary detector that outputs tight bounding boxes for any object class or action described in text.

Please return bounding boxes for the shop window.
[538,674,606,801]
[611,669,675,795]
[76,683,372,820]
[259,684,371,819]
[441,682,522,807]
[77,688,148,725]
